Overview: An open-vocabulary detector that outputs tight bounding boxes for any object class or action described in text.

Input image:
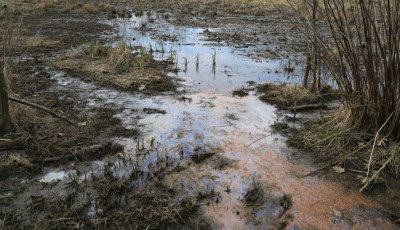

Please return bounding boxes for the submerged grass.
[244,178,265,205]
[0,147,205,229]
[196,54,199,71]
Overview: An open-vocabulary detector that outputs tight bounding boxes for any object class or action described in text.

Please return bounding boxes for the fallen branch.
[8,96,75,125]
[34,144,108,163]
[360,153,395,192]
[288,103,327,112]
[0,137,25,151]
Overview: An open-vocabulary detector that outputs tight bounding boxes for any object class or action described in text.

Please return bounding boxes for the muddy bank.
[1,65,139,178]
[256,83,338,110]
[0,0,143,181]
[0,6,116,59]
[53,44,176,94]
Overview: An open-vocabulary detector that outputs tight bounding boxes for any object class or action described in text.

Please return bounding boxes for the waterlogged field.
[0,1,399,229]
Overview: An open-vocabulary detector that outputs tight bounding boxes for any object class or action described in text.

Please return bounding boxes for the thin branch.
[364,111,394,180]
[360,153,395,192]
[8,96,75,125]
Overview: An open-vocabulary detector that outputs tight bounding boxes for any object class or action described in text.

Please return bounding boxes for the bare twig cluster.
[286,0,400,139]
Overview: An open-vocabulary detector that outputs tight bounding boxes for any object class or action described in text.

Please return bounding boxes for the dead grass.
[1,168,201,229]
[232,88,250,97]
[244,178,265,204]
[107,44,135,72]
[150,0,300,16]
[0,71,138,179]
[38,0,57,11]
[83,4,99,14]
[0,151,34,179]
[286,108,400,183]
[1,135,208,229]
[99,3,116,15]
[256,83,336,109]
[54,43,176,93]
[61,1,82,12]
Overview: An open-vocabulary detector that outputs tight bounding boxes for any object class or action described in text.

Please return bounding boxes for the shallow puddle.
[110,11,304,94]
[10,10,398,230]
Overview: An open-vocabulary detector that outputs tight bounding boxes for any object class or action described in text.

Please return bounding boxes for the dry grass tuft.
[62,1,82,12]
[99,3,116,15]
[257,83,335,109]
[107,44,135,72]
[38,0,58,10]
[83,4,99,14]
[92,42,111,57]
[0,152,33,179]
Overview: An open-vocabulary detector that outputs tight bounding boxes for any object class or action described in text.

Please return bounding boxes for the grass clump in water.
[84,40,112,57]
[256,83,336,109]
[243,177,265,204]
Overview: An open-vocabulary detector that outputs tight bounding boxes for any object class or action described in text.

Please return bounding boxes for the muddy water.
[33,12,397,229]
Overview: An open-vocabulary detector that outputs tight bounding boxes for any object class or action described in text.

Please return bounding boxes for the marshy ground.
[0,0,399,229]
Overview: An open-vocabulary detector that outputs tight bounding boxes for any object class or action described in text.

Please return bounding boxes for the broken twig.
[365,112,394,180]
[0,137,25,151]
[360,154,395,192]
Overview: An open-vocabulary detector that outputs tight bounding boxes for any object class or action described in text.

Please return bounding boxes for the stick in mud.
[8,96,75,125]
[360,153,395,192]
[288,103,326,112]
[0,137,25,151]
[33,143,114,163]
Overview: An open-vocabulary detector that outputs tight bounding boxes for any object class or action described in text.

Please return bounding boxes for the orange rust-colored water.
[102,90,396,229]
[194,96,394,229]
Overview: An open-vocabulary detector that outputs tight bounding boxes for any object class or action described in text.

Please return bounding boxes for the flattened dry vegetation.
[54,42,176,94]
[290,113,399,165]
[256,83,337,110]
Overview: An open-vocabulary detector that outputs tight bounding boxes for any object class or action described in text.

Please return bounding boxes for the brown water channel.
[5,11,398,229]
